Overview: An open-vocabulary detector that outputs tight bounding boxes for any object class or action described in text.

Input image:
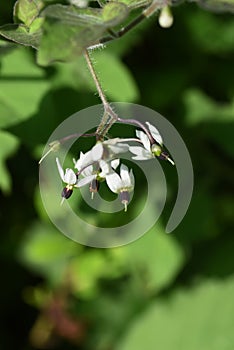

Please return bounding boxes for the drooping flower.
[129,122,174,165]
[56,157,78,201]
[105,164,134,211]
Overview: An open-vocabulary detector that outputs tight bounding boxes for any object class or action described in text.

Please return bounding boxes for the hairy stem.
[83,49,119,139]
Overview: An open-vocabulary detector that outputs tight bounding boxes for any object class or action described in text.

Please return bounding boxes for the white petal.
[56,157,65,181]
[81,164,93,177]
[105,172,122,193]
[64,168,77,185]
[111,159,120,170]
[129,169,135,189]
[136,130,151,151]
[108,143,129,154]
[129,146,153,160]
[91,143,103,161]
[146,121,163,146]
[99,160,111,177]
[77,174,96,187]
[74,151,86,170]
[120,164,131,188]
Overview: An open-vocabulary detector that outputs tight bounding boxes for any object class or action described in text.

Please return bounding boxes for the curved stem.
[117,117,155,144]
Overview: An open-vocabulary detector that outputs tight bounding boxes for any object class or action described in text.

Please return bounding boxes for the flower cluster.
[48,121,174,211]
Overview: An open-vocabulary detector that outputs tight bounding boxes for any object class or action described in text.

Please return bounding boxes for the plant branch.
[83,49,119,139]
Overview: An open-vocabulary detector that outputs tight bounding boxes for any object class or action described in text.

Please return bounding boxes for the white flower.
[56,157,78,202]
[145,121,163,146]
[56,157,77,186]
[102,138,129,157]
[73,151,97,188]
[129,129,154,160]
[73,150,120,189]
[105,164,134,211]
[129,122,174,165]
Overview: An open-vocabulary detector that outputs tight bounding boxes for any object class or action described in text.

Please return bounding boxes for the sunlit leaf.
[0,130,19,193]
[184,89,234,125]
[115,226,185,292]
[101,1,129,25]
[37,3,129,65]
[0,48,50,127]
[13,0,44,27]
[19,221,81,283]
[70,251,108,297]
[117,277,234,350]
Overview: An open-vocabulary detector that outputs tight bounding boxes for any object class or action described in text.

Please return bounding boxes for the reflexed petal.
[99,160,111,177]
[80,149,94,169]
[111,158,120,170]
[64,168,77,185]
[91,143,103,161]
[77,174,96,187]
[81,164,93,177]
[129,169,135,189]
[108,143,129,154]
[106,172,122,193]
[129,146,153,160]
[136,130,151,151]
[146,121,163,146]
[56,157,65,181]
[73,151,86,170]
[120,164,132,188]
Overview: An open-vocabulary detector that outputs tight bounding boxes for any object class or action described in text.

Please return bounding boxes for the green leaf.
[0,130,19,193]
[0,23,42,48]
[14,0,44,27]
[19,221,81,283]
[37,3,129,65]
[101,2,129,25]
[70,251,108,297]
[86,51,139,101]
[186,11,234,54]
[197,0,234,13]
[117,277,234,350]
[184,89,234,125]
[115,0,151,9]
[42,3,129,27]
[0,48,50,128]
[118,226,185,292]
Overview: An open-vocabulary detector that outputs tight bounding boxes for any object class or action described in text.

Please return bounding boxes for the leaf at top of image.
[115,0,151,9]
[13,0,44,27]
[0,48,50,127]
[37,3,129,65]
[42,3,129,27]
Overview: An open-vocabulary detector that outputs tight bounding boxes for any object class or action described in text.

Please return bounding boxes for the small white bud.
[158,6,174,29]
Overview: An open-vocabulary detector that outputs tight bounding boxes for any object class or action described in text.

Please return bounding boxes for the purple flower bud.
[61,187,73,199]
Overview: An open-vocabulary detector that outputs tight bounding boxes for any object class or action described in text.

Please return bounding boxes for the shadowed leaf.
[0,23,42,48]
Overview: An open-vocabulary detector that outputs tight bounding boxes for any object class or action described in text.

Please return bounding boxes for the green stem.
[83,49,119,139]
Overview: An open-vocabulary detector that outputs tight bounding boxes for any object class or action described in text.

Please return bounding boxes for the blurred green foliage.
[0,1,234,350]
